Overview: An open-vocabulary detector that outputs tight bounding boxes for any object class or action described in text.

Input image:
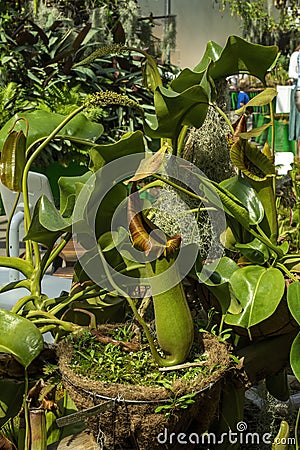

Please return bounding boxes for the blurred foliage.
[215,0,300,54]
[0,1,179,166]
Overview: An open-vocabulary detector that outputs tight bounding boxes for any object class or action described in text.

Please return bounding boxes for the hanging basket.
[58,330,231,450]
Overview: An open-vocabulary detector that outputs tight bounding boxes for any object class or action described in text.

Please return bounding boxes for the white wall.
[139,0,242,68]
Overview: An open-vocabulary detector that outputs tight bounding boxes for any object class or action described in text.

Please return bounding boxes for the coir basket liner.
[58,331,231,450]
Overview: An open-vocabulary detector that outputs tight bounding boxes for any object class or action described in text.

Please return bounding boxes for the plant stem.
[97,249,165,365]
[212,103,235,134]
[47,284,101,316]
[21,106,85,269]
[177,125,189,156]
[137,180,165,193]
[24,369,29,450]
[152,173,206,202]
[269,100,275,161]
[276,262,299,282]
[42,232,72,276]
[26,310,81,333]
[5,192,20,257]
[0,256,33,278]
[11,295,37,314]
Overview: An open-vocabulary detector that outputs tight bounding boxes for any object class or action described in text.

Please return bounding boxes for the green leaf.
[0,379,24,428]
[197,257,241,314]
[199,175,251,229]
[97,230,125,270]
[220,175,264,225]
[0,309,43,368]
[238,122,271,139]
[170,68,206,93]
[225,266,285,330]
[235,238,270,264]
[95,183,128,238]
[230,140,277,240]
[170,64,215,102]
[24,195,71,246]
[193,40,223,72]
[287,282,300,325]
[89,131,145,168]
[98,228,127,253]
[141,55,163,93]
[0,110,104,151]
[46,391,85,445]
[208,36,278,82]
[290,332,300,382]
[59,172,91,217]
[235,88,277,114]
[144,85,209,139]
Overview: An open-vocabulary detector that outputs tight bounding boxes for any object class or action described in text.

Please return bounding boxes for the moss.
[183,106,236,184]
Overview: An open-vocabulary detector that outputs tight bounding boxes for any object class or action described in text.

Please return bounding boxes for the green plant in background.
[215,0,300,50]
[0,11,177,167]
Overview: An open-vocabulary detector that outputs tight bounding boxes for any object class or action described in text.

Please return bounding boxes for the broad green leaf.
[98,228,127,253]
[59,172,92,217]
[198,175,251,229]
[170,68,206,93]
[235,238,270,264]
[95,183,128,238]
[74,171,128,241]
[236,88,277,114]
[0,379,24,428]
[290,332,300,382]
[220,175,264,225]
[47,391,85,445]
[97,230,125,271]
[144,85,209,139]
[287,282,300,325]
[170,63,215,101]
[89,131,145,168]
[197,257,241,314]
[141,56,163,93]
[0,309,43,368]
[230,140,277,240]
[193,40,223,72]
[238,122,271,139]
[0,110,104,151]
[225,266,285,330]
[24,195,72,246]
[208,36,278,82]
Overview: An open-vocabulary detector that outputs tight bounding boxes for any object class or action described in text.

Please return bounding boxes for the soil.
[58,328,232,450]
